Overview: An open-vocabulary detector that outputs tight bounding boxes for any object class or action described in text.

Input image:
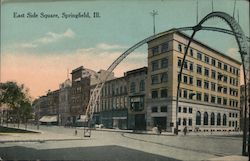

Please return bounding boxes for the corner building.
[147,30,241,132]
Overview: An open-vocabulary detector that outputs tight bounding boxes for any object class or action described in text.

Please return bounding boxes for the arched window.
[204,112,208,125]
[210,112,215,125]
[223,114,227,126]
[217,113,221,126]
[196,111,201,125]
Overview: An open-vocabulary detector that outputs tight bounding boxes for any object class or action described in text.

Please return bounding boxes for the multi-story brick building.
[126,67,147,130]
[99,77,128,129]
[69,66,91,124]
[147,30,241,132]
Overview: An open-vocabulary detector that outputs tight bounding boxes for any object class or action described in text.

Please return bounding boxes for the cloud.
[96,43,127,50]
[13,28,75,49]
[1,46,147,99]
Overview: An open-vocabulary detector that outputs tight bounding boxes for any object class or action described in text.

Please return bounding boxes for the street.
[0,125,245,161]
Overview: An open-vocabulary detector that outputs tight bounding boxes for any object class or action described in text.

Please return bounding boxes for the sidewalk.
[206,155,248,161]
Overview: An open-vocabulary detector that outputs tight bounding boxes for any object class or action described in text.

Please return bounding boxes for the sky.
[1,0,249,99]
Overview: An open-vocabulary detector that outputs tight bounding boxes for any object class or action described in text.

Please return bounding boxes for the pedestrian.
[158,125,162,134]
[183,126,187,135]
[75,129,78,136]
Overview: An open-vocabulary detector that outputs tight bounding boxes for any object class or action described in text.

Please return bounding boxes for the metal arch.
[177,26,250,42]
[197,11,249,56]
[175,11,249,155]
[86,12,249,131]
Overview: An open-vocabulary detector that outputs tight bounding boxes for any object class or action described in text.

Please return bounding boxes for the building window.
[196,92,202,101]
[224,64,228,71]
[190,63,193,71]
[197,79,202,87]
[160,89,168,98]
[205,56,210,63]
[223,98,227,105]
[197,52,202,61]
[152,107,158,112]
[184,61,188,69]
[204,112,208,125]
[189,77,193,85]
[217,97,222,104]
[152,75,159,84]
[161,58,168,68]
[204,81,209,89]
[223,114,227,126]
[189,107,193,113]
[178,44,182,52]
[152,90,158,99]
[223,75,228,83]
[196,111,201,125]
[223,87,227,94]
[160,106,167,112]
[211,58,216,66]
[130,82,136,93]
[204,93,209,102]
[161,42,168,53]
[218,72,223,81]
[184,75,188,84]
[211,83,216,91]
[218,61,222,69]
[178,118,181,125]
[152,60,159,71]
[189,92,195,99]
[204,68,209,77]
[190,49,193,56]
[183,90,188,98]
[178,59,182,67]
[211,113,215,125]
[211,96,216,103]
[152,46,159,56]
[161,72,168,83]
[178,106,181,113]
[139,80,145,91]
[229,121,231,127]
[197,65,202,74]
[183,118,187,126]
[183,107,187,113]
[188,118,192,126]
[218,85,223,93]
[211,70,216,79]
[217,113,221,126]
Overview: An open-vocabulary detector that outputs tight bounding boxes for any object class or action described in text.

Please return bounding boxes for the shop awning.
[76,115,88,122]
[39,115,58,122]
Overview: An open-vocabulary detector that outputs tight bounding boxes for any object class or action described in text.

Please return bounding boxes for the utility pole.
[196,0,199,24]
[150,10,158,35]
[233,0,236,18]
[211,0,214,12]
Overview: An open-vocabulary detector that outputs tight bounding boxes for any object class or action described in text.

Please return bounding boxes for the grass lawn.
[0,125,38,133]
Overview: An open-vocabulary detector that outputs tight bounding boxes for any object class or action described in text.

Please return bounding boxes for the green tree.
[0,81,32,127]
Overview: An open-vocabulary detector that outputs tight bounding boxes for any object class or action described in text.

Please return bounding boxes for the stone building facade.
[147,30,241,132]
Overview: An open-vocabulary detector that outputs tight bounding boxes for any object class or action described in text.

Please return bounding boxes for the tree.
[0,81,32,127]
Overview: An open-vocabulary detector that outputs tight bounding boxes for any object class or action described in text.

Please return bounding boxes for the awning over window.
[39,115,58,122]
[76,115,88,122]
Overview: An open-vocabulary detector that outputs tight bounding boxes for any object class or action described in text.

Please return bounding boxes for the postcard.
[0,0,249,160]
